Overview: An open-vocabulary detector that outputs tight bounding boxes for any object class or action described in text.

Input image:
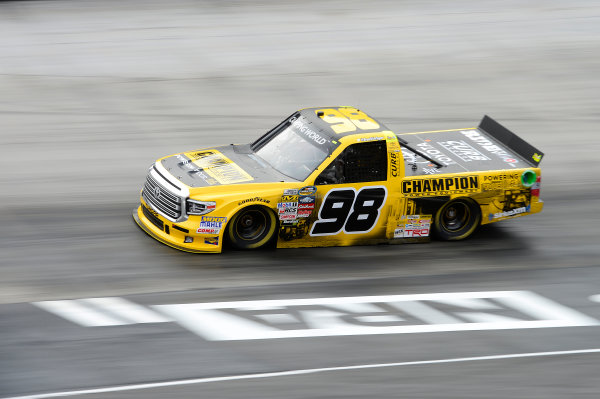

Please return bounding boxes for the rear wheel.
[227,206,277,249]
[432,198,481,240]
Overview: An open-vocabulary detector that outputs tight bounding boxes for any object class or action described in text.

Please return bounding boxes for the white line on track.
[6,348,600,399]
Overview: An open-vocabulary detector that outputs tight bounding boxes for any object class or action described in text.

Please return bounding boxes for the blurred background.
[1,1,600,398]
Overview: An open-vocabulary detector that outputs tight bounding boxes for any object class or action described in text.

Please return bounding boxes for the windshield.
[255,122,330,181]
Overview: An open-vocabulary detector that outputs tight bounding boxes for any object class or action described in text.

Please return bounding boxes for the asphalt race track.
[1,1,600,398]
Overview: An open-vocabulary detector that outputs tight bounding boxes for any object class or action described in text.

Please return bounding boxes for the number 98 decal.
[310,186,388,236]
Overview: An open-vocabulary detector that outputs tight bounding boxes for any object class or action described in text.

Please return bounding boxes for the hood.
[160,144,295,188]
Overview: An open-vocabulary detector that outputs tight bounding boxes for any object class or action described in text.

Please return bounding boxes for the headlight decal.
[186,199,217,215]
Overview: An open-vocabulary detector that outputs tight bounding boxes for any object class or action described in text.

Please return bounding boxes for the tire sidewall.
[227,206,277,249]
[433,198,481,241]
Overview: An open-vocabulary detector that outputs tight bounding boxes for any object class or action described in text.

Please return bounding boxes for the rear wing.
[479,116,544,167]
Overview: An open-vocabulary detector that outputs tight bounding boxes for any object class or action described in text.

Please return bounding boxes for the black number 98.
[310,186,387,236]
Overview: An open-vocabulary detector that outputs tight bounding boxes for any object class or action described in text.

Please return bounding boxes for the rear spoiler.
[479,115,544,167]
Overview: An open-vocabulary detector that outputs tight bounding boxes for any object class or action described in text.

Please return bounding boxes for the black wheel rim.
[235,209,267,241]
[442,202,470,232]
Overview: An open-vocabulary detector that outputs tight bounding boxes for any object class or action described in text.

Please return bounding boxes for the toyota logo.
[154,186,161,198]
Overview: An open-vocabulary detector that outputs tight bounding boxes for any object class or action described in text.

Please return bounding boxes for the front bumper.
[133,201,223,253]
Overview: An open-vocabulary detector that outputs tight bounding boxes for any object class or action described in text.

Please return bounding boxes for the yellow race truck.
[133,107,543,253]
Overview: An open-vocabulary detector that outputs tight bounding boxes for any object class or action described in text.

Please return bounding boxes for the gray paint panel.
[399,127,531,177]
[161,145,295,188]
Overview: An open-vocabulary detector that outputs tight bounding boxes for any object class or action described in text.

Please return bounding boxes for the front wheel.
[432,198,481,241]
[227,206,277,250]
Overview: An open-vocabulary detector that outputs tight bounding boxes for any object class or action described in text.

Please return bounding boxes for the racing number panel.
[310,186,388,236]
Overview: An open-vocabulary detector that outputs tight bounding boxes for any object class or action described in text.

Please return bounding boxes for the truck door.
[308,140,390,245]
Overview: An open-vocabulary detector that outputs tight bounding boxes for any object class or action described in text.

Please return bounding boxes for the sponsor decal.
[390,151,400,177]
[298,195,315,204]
[415,142,457,166]
[402,176,479,196]
[358,136,384,142]
[280,186,315,221]
[277,202,297,210]
[393,226,404,237]
[297,195,315,218]
[437,140,491,162]
[200,216,226,223]
[183,150,254,184]
[291,119,327,145]
[385,133,401,152]
[394,215,431,238]
[488,205,530,221]
[176,154,192,166]
[531,176,541,197]
[176,154,219,185]
[278,210,298,221]
[532,152,543,163]
[460,130,519,167]
[278,197,298,221]
[282,195,299,202]
[422,167,440,175]
[204,237,219,246]
[197,216,227,234]
[238,197,270,206]
[197,227,220,234]
[482,172,521,191]
[297,210,312,218]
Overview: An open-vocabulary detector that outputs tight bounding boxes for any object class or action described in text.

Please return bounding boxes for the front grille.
[142,172,183,220]
[142,205,164,230]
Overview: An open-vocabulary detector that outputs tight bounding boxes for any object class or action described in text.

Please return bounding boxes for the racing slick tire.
[227,206,277,250]
[432,198,481,241]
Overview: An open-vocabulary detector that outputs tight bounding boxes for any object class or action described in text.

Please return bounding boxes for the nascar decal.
[183,150,253,184]
[310,186,388,236]
[197,216,227,234]
[402,176,479,196]
[394,215,431,238]
[460,130,519,167]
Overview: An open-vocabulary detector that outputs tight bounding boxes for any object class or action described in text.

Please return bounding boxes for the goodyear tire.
[432,198,481,241]
[227,206,277,250]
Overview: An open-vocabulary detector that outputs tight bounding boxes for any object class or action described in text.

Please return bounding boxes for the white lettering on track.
[154,291,599,341]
